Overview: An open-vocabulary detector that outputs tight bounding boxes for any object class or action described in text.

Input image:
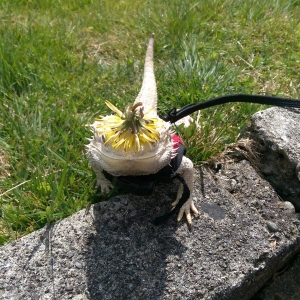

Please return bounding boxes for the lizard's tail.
[134,34,157,116]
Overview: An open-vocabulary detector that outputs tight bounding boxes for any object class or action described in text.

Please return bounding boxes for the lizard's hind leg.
[172,156,199,224]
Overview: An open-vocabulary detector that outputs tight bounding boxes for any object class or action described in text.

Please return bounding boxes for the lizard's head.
[93,100,164,152]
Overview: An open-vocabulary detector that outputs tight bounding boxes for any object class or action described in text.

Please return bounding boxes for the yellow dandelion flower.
[94,100,163,152]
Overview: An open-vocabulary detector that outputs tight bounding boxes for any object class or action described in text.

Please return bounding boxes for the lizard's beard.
[87,123,176,176]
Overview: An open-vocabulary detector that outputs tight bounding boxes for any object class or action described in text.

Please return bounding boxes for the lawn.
[0,0,300,245]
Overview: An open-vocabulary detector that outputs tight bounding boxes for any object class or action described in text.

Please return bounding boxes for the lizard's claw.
[172,198,199,225]
[96,180,113,194]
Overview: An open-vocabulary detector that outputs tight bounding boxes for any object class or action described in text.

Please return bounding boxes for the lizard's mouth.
[93,100,164,152]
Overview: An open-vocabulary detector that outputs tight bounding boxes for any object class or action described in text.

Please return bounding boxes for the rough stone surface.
[0,161,300,300]
[0,107,300,300]
[253,254,300,300]
[243,107,300,211]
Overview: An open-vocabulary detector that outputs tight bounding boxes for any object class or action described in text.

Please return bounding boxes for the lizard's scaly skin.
[87,34,199,224]
[134,34,157,115]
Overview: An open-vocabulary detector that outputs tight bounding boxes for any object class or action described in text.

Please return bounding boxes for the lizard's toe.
[177,199,199,224]
[190,201,199,216]
[171,198,179,208]
[96,181,113,194]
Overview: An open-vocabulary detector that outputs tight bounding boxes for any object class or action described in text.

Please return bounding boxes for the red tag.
[172,135,184,150]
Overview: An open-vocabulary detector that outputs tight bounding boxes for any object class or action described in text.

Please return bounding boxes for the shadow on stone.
[84,183,188,299]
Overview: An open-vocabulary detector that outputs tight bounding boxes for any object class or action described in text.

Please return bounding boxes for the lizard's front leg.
[87,150,113,193]
[172,156,199,224]
[94,169,113,193]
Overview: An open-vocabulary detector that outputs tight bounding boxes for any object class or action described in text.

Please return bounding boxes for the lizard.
[87,34,199,225]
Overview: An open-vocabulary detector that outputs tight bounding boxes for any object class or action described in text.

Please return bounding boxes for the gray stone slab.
[1,159,299,300]
[1,107,300,300]
[253,254,300,300]
[243,107,300,211]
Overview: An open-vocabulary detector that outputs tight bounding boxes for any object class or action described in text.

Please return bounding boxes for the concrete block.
[244,107,300,211]
[1,161,299,299]
[0,107,300,299]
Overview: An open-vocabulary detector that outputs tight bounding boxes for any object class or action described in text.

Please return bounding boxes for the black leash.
[162,94,300,123]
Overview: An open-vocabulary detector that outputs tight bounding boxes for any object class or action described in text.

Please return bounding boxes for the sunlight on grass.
[0,0,300,245]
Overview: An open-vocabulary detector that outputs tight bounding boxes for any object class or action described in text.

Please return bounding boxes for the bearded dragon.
[87,34,199,225]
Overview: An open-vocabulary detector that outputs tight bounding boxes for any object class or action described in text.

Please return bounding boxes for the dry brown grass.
[0,147,10,181]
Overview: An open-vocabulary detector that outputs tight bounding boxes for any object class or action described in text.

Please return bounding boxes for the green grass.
[0,0,300,245]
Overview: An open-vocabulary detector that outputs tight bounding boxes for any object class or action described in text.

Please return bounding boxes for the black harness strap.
[162,94,300,123]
